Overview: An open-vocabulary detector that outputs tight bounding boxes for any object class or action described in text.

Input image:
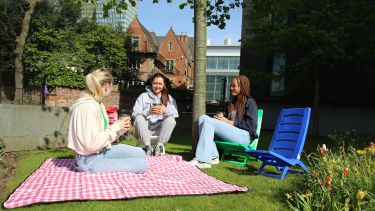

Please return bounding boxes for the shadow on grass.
[224,165,259,176]
[166,147,194,160]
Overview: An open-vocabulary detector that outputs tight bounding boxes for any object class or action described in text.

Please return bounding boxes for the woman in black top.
[189,75,258,168]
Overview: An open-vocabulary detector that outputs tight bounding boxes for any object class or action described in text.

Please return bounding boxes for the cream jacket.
[68,95,123,155]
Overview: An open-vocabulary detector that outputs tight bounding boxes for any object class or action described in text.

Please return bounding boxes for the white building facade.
[206,39,240,102]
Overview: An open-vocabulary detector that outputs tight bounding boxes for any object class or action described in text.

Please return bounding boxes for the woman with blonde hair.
[190,75,258,168]
[68,68,148,173]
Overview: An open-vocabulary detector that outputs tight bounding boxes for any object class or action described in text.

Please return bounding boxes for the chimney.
[224,38,232,46]
[207,38,211,46]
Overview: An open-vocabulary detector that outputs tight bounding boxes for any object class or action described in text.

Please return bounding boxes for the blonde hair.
[85,68,113,101]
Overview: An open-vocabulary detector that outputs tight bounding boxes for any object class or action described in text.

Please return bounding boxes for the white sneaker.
[189,159,211,169]
[211,157,220,165]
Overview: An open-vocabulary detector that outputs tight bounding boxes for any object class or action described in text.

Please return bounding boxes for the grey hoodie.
[132,87,179,124]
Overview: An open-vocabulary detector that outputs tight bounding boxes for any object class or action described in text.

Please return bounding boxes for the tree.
[246,0,375,134]
[14,0,42,104]
[0,0,25,102]
[19,0,129,93]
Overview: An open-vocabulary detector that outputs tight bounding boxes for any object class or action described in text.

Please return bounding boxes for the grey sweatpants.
[134,115,176,146]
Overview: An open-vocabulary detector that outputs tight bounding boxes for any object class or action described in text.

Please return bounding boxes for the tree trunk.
[192,0,207,153]
[14,0,41,104]
[313,68,320,135]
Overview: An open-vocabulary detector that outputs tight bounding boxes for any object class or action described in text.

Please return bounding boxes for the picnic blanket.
[3,155,248,208]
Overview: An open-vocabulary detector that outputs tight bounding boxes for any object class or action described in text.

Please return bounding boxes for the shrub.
[286,143,375,210]
[328,130,374,150]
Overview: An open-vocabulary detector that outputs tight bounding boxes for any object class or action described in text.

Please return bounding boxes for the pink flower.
[320,144,329,154]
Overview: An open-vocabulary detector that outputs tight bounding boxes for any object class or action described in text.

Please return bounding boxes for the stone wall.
[0,104,70,151]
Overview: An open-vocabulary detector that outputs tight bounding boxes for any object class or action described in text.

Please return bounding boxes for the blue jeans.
[195,115,250,164]
[75,144,148,173]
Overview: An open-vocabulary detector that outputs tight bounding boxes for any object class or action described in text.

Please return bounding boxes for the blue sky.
[136,0,243,45]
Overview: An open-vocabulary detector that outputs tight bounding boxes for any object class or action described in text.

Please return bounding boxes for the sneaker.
[154,145,165,156]
[211,157,220,165]
[142,145,153,156]
[189,159,211,169]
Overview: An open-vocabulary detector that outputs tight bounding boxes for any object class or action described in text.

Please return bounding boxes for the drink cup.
[152,103,162,108]
[119,113,131,122]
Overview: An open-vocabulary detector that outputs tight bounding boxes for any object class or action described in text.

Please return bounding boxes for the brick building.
[128,17,194,88]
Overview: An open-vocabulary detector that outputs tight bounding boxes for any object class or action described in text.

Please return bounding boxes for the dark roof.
[139,23,159,51]
[156,36,164,47]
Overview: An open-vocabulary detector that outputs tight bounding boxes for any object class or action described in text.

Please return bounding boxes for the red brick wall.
[139,58,155,81]
[128,17,156,53]
[158,30,192,88]
[46,87,120,109]
[128,19,194,89]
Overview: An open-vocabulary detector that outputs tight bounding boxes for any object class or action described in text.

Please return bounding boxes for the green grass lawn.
[1,121,332,210]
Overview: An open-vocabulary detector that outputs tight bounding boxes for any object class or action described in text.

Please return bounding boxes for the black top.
[233,97,258,140]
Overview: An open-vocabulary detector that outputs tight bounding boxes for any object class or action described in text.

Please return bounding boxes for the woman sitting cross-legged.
[190,75,258,169]
[132,73,179,156]
[68,68,148,173]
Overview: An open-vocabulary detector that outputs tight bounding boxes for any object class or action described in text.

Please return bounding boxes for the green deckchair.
[215,109,263,167]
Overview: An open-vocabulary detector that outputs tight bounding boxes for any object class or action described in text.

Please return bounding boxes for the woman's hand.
[116,117,132,132]
[150,105,166,115]
[214,115,234,125]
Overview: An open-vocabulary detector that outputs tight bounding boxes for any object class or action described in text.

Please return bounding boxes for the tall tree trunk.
[14,0,41,104]
[313,68,320,135]
[192,0,207,153]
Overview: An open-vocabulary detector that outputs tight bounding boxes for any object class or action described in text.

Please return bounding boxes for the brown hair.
[148,73,169,106]
[228,75,251,121]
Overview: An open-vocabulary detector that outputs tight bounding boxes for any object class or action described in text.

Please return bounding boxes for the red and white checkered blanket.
[3,155,247,208]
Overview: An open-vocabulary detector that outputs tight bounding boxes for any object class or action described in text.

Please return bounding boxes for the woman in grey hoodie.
[132,73,179,156]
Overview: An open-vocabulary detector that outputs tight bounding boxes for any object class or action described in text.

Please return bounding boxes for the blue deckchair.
[245,107,311,180]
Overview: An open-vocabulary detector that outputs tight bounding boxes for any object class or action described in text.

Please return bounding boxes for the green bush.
[328,130,374,150]
[286,143,375,210]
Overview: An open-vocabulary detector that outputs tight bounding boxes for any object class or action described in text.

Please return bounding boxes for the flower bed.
[286,143,375,210]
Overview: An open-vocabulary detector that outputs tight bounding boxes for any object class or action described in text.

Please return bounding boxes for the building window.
[270,55,285,96]
[131,36,140,51]
[206,75,235,102]
[166,60,174,70]
[207,56,217,70]
[168,42,173,51]
[228,57,240,70]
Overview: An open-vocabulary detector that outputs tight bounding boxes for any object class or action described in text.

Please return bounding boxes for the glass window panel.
[217,57,225,70]
[207,57,217,70]
[207,75,215,83]
[229,57,240,70]
[222,57,230,70]
[270,55,285,96]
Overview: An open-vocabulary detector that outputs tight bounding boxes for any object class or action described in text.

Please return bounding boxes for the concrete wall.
[0,104,70,152]
[258,102,375,136]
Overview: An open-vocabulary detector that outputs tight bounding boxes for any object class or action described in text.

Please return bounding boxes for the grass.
[1,115,332,211]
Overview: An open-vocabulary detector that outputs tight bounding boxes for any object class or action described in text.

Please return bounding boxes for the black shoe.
[142,145,153,156]
[154,145,165,156]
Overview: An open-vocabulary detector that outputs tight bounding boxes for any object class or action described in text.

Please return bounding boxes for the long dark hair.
[146,73,170,106]
[228,75,251,121]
